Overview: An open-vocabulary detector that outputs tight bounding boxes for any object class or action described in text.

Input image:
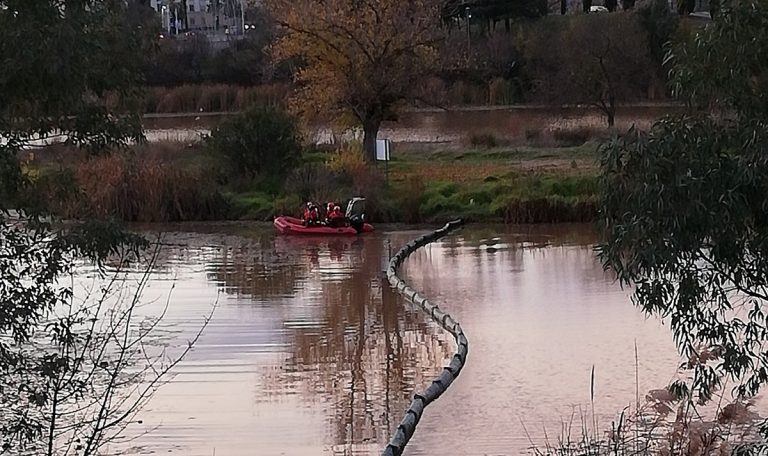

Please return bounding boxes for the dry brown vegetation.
[30,143,226,222]
[529,347,767,456]
[143,84,290,113]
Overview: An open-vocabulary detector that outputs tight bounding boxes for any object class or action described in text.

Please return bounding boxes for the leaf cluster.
[265,0,444,126]
[0,212,152,452]
[0,0,155,208]
[599,0,768,402]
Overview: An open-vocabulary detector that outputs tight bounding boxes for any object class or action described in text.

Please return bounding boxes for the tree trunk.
[363,118,381,162]
[561,0,567,14]
[606,97,616,127]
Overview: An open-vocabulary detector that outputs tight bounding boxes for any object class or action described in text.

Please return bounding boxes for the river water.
[141,105,682,145]
[96,223,686,455]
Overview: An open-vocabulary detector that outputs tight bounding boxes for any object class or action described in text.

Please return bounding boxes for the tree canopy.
[0,0,153,206]
[599,0,768,403]
[526,13,653,126]
[265,0,444,161]
[0,2,207,454]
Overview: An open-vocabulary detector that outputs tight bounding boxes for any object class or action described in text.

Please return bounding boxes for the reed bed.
[527,353,767,456]
[143,83,290,114]
[35,148,226,222]
[142,79,521,115]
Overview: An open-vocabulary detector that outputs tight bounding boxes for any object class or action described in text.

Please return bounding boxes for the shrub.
[447,80,486,105]
[398,175,426,223]
[425,181,459,198]
[196,84,238,112]
[226,191,275,220]
[272,194,303,217]
[154,84,202,113]
[325,141,386,204]
[284,163,339,203]
[551,126,600,146]
[467,133,500,149]
[233,84,289,109]
[206,106,301,185]
[491,195,597,223]
[326,141,367,174]
[420,181,463,216]
[142,84,289,114]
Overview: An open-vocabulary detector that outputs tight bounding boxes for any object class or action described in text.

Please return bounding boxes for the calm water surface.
[95,223,688,455]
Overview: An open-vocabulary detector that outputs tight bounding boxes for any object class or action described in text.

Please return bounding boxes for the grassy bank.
[24,135,600,224]
[382,142,599,223]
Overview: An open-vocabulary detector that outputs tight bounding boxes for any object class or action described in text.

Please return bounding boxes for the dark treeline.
[136,0,686,113]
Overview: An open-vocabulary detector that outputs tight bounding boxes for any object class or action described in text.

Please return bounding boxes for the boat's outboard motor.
[345,197,367,233]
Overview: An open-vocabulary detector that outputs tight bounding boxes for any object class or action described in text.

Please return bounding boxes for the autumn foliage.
[265,0,444,161]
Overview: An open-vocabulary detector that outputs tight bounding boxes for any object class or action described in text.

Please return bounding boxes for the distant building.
[149,0,246,37]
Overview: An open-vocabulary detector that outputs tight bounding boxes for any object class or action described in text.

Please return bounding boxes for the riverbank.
[25,137,600,224]
[140,100,685,118]
[140,102,677,150]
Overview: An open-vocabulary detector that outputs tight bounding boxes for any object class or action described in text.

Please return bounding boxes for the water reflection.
[104,223,684,456]
[401,224,680,455]
[112,228,451,456]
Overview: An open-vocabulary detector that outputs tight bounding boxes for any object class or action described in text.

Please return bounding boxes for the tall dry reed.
[43,153,226,222]
[526,349,767,456]
[143,83,289,114]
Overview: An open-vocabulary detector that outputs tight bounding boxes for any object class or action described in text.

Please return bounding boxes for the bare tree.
[526,14,653,126]
[0,218,215,455]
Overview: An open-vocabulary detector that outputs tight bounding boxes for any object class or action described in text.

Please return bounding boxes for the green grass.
[413,142,600,163]
[402,174,599,223]
[28,140,601,224]
[225,191,274,220]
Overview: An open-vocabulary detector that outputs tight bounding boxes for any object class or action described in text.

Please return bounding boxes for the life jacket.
[330,208,344,219]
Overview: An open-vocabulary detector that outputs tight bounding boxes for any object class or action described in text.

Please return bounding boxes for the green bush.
[272,194,302,217]
[207,106,301,185]
[226,191,275,220]
[425,181,459,198]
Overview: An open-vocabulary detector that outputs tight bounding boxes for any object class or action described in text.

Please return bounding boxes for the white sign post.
[375,139,391,161]
[375,139,391,186]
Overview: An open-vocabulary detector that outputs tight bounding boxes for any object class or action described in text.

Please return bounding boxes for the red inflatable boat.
[274,197,374,236]
[273,216,374,235]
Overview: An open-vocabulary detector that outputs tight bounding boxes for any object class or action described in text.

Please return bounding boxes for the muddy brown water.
[142,105,683,145]
[76,223,705,455]
[20,105,679,149]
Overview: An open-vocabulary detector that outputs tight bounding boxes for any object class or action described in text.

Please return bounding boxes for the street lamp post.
[465,6,471,61]
[161,4,170,35]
